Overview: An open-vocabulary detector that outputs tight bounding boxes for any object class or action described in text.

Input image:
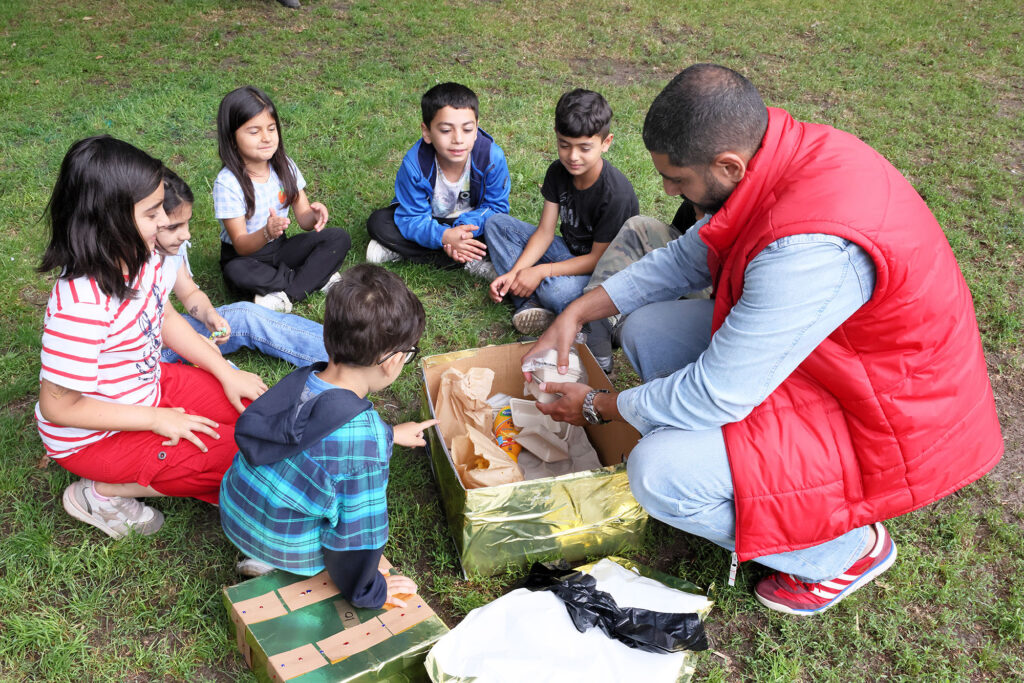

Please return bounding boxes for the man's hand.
[392,419,439,448]
[521,312,584,382]
[442,226,486,263]
[533,382,592,426]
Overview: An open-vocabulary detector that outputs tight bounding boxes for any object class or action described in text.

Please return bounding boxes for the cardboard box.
[223,557,448,682]
[420,341,647,577]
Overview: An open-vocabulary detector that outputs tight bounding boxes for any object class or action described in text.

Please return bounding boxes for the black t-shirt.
[540,160,639,256]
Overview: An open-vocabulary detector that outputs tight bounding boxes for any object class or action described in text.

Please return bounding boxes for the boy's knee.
[483,213,513,235]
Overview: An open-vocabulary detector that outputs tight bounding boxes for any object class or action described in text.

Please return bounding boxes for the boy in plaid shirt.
[219,265,437,608]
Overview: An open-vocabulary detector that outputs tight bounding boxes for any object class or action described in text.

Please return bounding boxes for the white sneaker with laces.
[254,291,292,314]
[366,239,401,264]
[62,479,164,539]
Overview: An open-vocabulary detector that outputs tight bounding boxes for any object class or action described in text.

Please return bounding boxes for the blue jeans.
[485,214,590,314]
[620,299,870,581]
[160,302,327,367]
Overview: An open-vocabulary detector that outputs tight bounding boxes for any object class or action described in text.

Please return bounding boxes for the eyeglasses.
[377,346,419,366]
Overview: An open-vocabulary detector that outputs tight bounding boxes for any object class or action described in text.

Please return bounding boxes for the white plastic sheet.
[425,559,712,683]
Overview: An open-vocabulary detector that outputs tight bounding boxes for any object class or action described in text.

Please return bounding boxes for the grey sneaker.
[365,239,401,264]
[254,291,292,314]
[62,479,164,539]
[236,558,277,577]
[512,303,556,336]
[463,258,497,282]
[320,271,342,294]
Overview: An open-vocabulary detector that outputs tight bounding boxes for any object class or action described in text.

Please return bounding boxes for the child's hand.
[392,419,439,448]
[221,369,268,413]
[266,208,290,240]
[151,407,221,452]
[382,572,418,608]
[489,270,517,303]
[508,265,545,298]
[204,311,232,345]
[442,226,486,263]
[308,202,329,231]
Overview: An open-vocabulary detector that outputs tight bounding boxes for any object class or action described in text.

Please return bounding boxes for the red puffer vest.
[701,108,1003,561]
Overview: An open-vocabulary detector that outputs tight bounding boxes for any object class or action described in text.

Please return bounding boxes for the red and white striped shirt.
[35,254,170,458]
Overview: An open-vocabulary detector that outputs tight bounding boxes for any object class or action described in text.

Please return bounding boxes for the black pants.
[220,227,351,303]
[366,205,471,270]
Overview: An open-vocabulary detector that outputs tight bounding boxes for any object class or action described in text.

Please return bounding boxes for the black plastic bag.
[520,561,709,654]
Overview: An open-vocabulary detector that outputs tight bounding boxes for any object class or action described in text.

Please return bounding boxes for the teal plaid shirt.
[219,373,392,575]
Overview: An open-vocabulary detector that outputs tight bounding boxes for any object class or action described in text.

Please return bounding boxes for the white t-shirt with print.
[431,158,472,219]
[212,159,307,243]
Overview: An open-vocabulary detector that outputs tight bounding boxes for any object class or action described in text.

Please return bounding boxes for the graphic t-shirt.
[540,160,639,256]
[213,158,307,243]
[36,252,170,457]
[431,158,472,219]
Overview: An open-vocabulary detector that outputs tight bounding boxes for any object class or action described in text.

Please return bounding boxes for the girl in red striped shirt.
[36,136,268,539]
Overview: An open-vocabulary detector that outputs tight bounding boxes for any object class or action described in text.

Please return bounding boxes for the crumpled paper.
[452,426,524,489]
[510,398,601,480]
[435,367,524,489]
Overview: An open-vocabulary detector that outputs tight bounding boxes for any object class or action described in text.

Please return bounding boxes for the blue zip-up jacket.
[392,128,511,249]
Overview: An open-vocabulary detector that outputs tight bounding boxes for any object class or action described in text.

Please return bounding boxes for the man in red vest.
[527,64,1002,615]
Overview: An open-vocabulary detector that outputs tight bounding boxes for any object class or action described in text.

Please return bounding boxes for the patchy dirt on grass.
[985,354,1024,512]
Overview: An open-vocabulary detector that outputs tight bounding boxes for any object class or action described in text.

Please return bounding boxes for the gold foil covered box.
[420,341,648,577]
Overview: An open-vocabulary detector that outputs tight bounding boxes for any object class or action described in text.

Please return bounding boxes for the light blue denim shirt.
[602,226,876,435]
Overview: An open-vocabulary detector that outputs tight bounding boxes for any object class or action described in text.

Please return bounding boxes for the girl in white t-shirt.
[36,136,268,539]
[213,86,351,313]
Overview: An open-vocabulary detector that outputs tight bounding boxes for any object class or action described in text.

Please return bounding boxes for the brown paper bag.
[452,426,524,489]
[434,367,496,448]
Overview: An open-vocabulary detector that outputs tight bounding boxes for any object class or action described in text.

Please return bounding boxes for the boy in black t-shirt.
[486,89,638,370]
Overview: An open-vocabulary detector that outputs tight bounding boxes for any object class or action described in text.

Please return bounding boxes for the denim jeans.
[608,234,879,581]
[620,300,869,581]
[160,302,327,367]
[485,214,590,314]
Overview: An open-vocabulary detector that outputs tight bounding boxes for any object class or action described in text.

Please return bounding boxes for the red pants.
[56,363,244,504]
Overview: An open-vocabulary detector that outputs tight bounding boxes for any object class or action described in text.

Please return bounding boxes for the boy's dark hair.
[642,63,768,168]
[421,82,479,126]
[323,264,426,367]
[39,135,163,300]
[216,85,299,220]
[162,166,194,214]
[554,89,613,139]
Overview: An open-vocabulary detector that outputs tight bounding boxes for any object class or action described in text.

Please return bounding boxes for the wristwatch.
[582,389,610,425]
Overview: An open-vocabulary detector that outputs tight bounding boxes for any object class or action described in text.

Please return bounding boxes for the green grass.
[1,0,1022,680]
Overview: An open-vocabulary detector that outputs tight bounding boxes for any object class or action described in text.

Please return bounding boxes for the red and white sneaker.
[754,522,896,616]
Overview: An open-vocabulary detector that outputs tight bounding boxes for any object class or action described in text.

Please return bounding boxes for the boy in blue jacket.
[366,82,510,277]
[219,265,438,609]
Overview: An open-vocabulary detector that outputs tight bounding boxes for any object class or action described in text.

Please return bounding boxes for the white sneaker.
[320,271,342,294]
[62,479,164,539]
[236,558,277,577]
[463,258,497,281]
[365,239,401,264]
[254,291,292,314]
